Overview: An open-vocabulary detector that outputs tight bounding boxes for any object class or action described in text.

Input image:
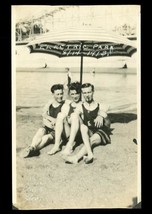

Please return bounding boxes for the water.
[16,69,138,113]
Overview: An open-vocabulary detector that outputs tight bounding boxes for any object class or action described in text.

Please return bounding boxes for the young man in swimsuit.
[48,81,82,155]
[62,83,112,164]
[23,84,65,158]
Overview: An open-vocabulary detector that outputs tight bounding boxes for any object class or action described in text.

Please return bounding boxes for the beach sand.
[14,107,139,209]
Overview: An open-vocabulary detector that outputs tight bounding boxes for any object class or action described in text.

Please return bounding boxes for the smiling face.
[69,89,80,103]
[53,89,64,103]
[81,86,94,103]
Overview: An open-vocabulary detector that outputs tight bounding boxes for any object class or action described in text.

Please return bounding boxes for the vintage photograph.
[12,5,141,209]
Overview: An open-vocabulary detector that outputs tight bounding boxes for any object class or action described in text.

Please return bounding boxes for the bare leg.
[61,113,79,155]
[48,113,65,155]
[47,113,71,155]
[62,133,101,164]
[63,118,71,139]
[37,133,54,150]
[23,127,47,158]
[80,124,94,162]
[31,127,47,149]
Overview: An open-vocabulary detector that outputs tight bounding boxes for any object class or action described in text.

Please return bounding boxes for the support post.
[80,42,83,100]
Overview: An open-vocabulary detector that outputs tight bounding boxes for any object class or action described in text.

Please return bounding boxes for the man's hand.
[43,114,56,123]
[43,118,55,129]
[94,115,104,128]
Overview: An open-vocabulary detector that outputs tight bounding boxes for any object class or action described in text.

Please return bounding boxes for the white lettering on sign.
[37,44,52,50]
[63,50,81,56]
[33,43,114,57]
[87,49,113,57]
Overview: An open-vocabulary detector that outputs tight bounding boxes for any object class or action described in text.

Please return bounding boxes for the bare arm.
[43,118,56,129]
[42,101,56,128]
[43,113,56,124]
[94,103,109,128]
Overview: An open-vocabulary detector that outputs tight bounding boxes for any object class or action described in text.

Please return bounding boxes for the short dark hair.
[50,84,64,93]
[81,83,94,92]
[69,81,81,94]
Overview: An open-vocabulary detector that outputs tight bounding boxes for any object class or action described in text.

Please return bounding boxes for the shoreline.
[16,105,137,116]
[16,109,137,125]
[16,67,137,74]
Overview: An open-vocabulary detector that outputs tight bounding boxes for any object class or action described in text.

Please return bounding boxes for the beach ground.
[13,107,140,209]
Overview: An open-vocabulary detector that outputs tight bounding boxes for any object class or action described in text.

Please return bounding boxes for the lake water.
[16,68,138,113]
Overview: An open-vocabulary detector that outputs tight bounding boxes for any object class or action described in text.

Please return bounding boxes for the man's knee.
[90,134,101,146]
[37,127,46,136]
[104,117,111,128]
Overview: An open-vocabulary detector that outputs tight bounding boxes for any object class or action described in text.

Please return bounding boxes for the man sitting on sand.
[48,82,105,156]
[62,83,112,164]
[48,81,82,155]
[23,84,65,158]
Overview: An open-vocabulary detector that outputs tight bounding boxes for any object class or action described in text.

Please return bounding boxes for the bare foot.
[61,155,78,164]
[83,155,94,164]
[61,147,73,155]
[47,146,61,155]
[61,141,76,155]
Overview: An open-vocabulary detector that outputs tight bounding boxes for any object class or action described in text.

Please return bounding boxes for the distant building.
[15,6,137,43]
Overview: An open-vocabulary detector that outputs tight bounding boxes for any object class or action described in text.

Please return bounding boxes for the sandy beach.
[14,106,139,209]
